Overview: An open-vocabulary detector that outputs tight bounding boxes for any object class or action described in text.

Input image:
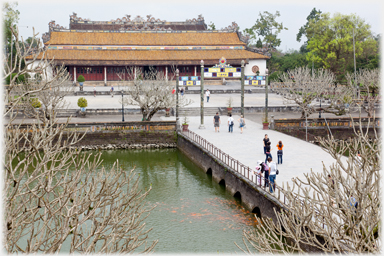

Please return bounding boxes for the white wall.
[244,59,267,76]
[26,60,54,81]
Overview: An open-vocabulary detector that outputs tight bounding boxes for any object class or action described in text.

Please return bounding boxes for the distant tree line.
[243,8,380,84]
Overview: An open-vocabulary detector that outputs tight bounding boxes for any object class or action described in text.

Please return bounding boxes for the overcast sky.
[14,0,382,52]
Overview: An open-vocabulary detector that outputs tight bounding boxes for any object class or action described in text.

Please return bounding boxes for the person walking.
[93,86,96,97]
[276,140,284,164]
[267,157,277,193]
[227,114,234,133]
[110,85,114,97]
[213,112,220,132]
[180,87,184,96]
[205,89,210,103]
[265,141,272,163]
[238,115,245,134]
[263,134,269,154]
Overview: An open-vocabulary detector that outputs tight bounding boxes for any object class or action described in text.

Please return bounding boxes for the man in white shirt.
[205,89,210,102]
[267,157,277,193]
[227,114,234,133]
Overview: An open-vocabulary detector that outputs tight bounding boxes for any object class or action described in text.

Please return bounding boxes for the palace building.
[38,13,269,85]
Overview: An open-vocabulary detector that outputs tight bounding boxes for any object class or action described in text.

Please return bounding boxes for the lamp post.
[240,60,245,117]
[199,60,205,129]
[176,69,180,130]
[319,96,322,118]
[265,68,269,124]
[121,90,125,122]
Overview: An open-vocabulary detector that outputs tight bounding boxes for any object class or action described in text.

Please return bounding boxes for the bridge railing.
[181,129,330,228]
[182,129,289,205]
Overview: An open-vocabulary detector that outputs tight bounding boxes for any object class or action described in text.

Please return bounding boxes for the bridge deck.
[184,115,339,195]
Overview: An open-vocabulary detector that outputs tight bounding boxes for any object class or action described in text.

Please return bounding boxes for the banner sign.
[244,75,266,85]
[179,76,201,86]
[204,57,241,78]
[245,76,266,80]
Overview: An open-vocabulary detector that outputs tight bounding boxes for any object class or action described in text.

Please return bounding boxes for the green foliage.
[255,38,263,48]
[296,8,322,43]
[3,2,20,45]
[77,97,88,108]
[306,12,378,83]
[208,21,216,30]
[5,73,24,85]
[30,98,41,108]
[77,75,85,83]
[279,50,309,72]
[245,11,288,50]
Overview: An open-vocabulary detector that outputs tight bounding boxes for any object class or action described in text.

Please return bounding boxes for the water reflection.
[97,148,256,253]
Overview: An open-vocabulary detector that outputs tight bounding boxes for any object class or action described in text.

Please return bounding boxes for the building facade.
[39,13,269,85]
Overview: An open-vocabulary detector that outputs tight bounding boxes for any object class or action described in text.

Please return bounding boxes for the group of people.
[213,113,246,133]
[249,134,284,193]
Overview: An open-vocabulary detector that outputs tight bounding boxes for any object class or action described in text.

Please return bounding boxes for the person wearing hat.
[257,160,269,187]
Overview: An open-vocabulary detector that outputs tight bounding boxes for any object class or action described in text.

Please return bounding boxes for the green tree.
[3,2,20,46]
[296,7,322,43]
[255,38,263,48]
[306,13,378,83]
[208,21,216,30]
[279,50,309,72]
[246,11,288,50]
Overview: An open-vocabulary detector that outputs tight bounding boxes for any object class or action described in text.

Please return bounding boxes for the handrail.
[180,129,327,228]
[181,129,288,206]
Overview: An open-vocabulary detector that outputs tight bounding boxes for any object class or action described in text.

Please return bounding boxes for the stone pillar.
[74,66,76,83]
[194,66,196,76]
[241,60,245,117]
[104,66,107,86]
[134,67,137,79]
[176,69,180,131]
[199,60,205,129]
[166,66,168,81]
[265,68,269,124]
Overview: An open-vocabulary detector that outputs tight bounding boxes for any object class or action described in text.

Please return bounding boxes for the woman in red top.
[276,141,283,164]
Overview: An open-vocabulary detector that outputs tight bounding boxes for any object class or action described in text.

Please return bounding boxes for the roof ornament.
[48,20,66,31]
[69,12,90,22]
[221,21,239,32]
[132,15,146,23]
[186,14,204,23]
[146,15,165,22]
[111,15,131,22]
[42,32,51,44]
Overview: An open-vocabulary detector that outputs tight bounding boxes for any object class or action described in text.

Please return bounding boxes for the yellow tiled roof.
[42,49,267,61]
[46,31,246,46]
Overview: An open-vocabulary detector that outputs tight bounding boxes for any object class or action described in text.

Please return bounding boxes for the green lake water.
[99,148,256,253]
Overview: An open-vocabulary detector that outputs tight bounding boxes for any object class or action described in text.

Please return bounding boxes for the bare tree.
[271,67,355,118]
[118,66,192,121]
[236,109,380,253]
[4,27,157,253]
[347,68,380,117]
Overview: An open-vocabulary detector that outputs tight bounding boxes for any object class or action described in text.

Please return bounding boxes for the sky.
[8,0,384,52]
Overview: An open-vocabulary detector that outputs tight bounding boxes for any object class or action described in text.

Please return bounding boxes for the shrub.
[77,75,85,83]
[77,97,88,108]
[30,98,41,108]
[5,73,25,85]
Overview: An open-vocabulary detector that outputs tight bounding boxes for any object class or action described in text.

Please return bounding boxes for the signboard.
[245,75,266,85]
[204,57,241,78]
[179,76,201,86]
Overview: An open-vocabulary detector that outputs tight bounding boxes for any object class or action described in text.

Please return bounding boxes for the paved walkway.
[173,114,340,194]
[62,92,295,109]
